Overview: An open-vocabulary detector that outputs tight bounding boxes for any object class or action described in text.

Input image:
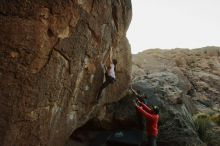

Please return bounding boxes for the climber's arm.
[109,47,113,64]
[103,51,109,65]
[140,101,153,113]
[135,104,157,120]
[130,87,142,98]
[102,47,112,68]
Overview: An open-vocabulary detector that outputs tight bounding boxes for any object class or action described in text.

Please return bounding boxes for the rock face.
[0,0,132,146]
[70,47,220,146]
[78,47,219,146]
[131,47,220,146]
[133,47,220,112]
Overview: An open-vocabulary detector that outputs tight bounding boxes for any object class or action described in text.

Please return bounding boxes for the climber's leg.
[96,81,110,100]
[96,75,114,100]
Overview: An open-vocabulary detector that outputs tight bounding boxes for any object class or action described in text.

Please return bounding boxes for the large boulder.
[130,48,220,146]
[69,48,220,146]
[112,72,204,146]
[86,48,220,145]
[0,0,132,146]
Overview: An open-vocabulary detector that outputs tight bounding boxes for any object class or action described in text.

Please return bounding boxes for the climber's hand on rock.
[133,100,138,107]
[135,98,140,103]
[137,101,141,107]
[136,98,141,105]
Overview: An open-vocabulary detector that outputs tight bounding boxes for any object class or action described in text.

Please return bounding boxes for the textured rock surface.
[206,126,220,146]
[0,0,132,146]
[103,73,204,146]
[76,47,220,146]
[69,47,220,146]
[131,47,220,146]
[133,47,220,113]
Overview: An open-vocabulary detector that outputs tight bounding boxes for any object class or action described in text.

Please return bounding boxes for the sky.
[127,0,220,54]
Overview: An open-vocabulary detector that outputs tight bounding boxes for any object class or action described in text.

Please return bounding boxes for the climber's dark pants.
[147,136,157,146]
[97,73,115,100]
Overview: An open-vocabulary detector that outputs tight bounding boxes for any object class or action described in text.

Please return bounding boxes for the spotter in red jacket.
[136,102,159,137]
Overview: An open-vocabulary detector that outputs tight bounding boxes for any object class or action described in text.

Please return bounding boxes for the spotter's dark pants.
[147,136,157,146]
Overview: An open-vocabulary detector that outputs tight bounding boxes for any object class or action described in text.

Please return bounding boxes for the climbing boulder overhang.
[0,0,132,146]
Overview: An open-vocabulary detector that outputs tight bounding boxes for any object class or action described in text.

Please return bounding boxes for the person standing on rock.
[134,99,159,146]
[96,47,117,101]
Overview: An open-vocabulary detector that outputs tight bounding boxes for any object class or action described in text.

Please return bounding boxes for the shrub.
[194,114,211,142]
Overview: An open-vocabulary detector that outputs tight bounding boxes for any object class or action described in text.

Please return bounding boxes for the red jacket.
[136,102,159,137]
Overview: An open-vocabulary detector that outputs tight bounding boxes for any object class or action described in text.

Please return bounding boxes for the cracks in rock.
[121,0,128,31]
[86,23,100,43]
[36,38,59,74]
[90,0,95,13]
[37,47,54,74]
[53,48,71,74]
[72,69,85,103]
[112,12,118,32]
[111,2,119,32]
[38,39,71,75]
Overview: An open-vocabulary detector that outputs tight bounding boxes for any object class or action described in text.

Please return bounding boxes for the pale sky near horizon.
[127,0,220,54]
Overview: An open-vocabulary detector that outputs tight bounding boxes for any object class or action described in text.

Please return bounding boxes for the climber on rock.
[134,98,159,146]
[96,47,117,101]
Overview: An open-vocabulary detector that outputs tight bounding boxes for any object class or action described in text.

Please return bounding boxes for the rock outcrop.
[77,47,220,146]
[0,0,132,146]
[131,47,220,146]
[132,47,220,113]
